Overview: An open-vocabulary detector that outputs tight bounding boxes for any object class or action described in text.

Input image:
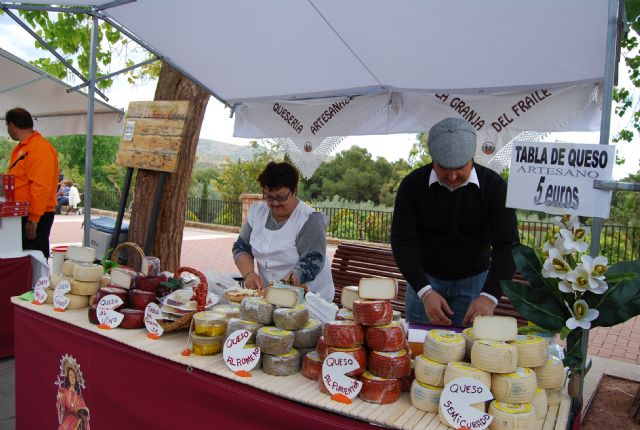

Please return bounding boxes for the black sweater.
[391,163,518,299]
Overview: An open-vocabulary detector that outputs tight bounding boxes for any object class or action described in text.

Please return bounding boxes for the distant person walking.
[5,107,60,258]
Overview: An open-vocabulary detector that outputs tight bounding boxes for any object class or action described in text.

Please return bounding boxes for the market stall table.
[0,256,32,357]
[12,298,572,429]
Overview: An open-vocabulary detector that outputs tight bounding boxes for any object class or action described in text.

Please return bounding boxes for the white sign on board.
[440,377,493,429]
[506,141,615,218]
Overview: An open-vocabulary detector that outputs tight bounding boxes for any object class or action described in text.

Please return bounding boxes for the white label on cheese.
[97,294,124,328]
[322,352,363,400]
[305,292,338,323]
[144,303,164,337]
[33,277,49,304]
[53,280,72,310]
[223,329,261,373]
[440,377,493,429]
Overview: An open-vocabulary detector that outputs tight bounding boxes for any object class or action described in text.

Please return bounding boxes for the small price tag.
[97,294,124,329]
[439,377,493,429]
[33,277,49,305]
[144,303,164,339]
[53,280,71,311]
[223,329,261,377]
[321,352,362,403]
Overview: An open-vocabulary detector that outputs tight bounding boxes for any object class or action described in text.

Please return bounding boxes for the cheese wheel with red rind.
[352,300,393,326]
[369,349,411,379]
[326,345,367,377]
[365,321,405,352]
[400,365,415,393]
[119,308,144,329]
[316,336,328,359]
[318,373,330,395]
[72,262,103,282]
[88,305,98,325]
[302,351,323,380]
[262,349,300,376]
[359,370,401,404]
[323,320,364,347]
[293,319,322,349]
[256,326,294,355]
[273,305,309,330]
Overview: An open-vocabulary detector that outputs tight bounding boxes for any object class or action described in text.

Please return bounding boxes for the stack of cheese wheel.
[48,245,100,310]
[256,326,300,376]
[357,277,408,405]
[534,356,565,408]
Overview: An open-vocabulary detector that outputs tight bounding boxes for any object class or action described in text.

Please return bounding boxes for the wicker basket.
[110,241,145,269]
[157,267,209,332]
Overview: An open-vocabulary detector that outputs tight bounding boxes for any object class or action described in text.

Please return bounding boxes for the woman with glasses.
[232,162,334,302]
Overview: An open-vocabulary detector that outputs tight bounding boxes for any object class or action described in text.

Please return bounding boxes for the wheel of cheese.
[318,372,330,395]
[99,273,111,289]
[119,308,145,329]
[359,370,401,404]
[423,329,466,364]
[365,321,405,352]
[50,273,72,289]
[336,308,354,320]
[326,346,367,376]
[358,277,397,300]
[400,365,414,393]
[225,318,264,343]
[410,380,443,412]
[256,327,294,355]
[487,401,536,430]
[262,349,300,376]
[239,297,274,324]
[302,351,323,380]
[369,349,411,379]
[72,262,103,282]
[110,266,138,290]
[62,260,77,277]
[491,367,538,403]
[414,354,446,386]
[323,320,364,347]
[316,336,328,359]
[471,340,518,373]
[44,288,55,304]
[273,305,309,330]
[69,279,100,296]
[66,245,96,263]
[243,344,262,369]
[64,293,90,310]
[532,387,548,419]
[509,335,549,368]
[95,286,128,310]
[546,386,562,406]
[293,319,322,349]
[212,304,241,320]
[438,401,486,427]
[340,285,360,309]
[392,310,401,322]
[473,316,518,341]
[443,362,491,388]
[462,327,475,358]
[88,305,98,325]
[352,299,393,326]
[534,357,565,388]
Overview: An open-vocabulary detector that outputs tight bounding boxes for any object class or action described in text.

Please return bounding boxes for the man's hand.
[423,291,454,325]
[244,272,265,291]
[463,295,496,326]
[25,220,37,240]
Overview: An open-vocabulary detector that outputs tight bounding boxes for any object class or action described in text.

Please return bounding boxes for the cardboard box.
[0,174,15,202]
[0,216,22,253]
[90,227,128,262]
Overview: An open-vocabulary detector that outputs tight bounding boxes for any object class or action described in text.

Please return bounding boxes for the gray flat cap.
[427,117,477,168]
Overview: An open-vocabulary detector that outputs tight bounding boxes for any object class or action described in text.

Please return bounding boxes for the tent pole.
[83,13,99,247]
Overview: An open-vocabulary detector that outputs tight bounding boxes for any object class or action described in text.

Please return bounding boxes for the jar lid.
[193,311,225,324]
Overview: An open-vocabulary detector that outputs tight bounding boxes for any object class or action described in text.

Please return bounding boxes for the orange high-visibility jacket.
[8,131,60,222]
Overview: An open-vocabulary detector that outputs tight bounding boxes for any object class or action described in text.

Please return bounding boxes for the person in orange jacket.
[6,108,60,258]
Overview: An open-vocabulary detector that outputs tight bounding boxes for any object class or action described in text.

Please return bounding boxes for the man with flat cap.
[391,117,518,327]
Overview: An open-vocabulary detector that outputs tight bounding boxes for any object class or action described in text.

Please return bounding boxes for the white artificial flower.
[559,224,590,253]
[565,299,599,330]
[542,248,572,279]
[565,264,592,292]
[543,237,566,256]
[577,255,609,294]
[558,280,574,293]
[552,214,578,230]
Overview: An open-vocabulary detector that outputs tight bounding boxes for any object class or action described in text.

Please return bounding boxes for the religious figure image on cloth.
[55,354,90,430]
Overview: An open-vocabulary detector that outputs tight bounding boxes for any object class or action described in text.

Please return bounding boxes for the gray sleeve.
[290,212,328,284]
[232,222,253,261]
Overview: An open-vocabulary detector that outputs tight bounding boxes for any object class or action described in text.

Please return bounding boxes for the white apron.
[248,201,334,302]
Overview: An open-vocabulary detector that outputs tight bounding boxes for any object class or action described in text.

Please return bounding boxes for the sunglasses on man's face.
[263,190,291,203]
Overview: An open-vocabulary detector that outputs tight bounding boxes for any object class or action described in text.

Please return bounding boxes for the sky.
[1,14,639,179]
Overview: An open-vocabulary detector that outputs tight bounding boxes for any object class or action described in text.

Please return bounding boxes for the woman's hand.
[244,272,265,290]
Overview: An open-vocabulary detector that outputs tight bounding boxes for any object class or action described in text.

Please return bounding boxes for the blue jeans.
[405,271,488,327]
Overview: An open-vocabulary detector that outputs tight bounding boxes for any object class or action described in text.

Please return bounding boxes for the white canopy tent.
[0,47,124,137]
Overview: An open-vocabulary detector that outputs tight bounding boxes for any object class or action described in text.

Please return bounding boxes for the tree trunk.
[127,62,210,272]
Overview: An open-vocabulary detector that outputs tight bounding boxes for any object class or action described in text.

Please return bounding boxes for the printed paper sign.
[223,329,261,375]
[144,303,164,338]
[97,294,124,329]
[507,141,615,218]
[305,292,338,323]
[440,377,493,429]
[53,280,71,311]
[322,352,362,401]
[33,277,49,304]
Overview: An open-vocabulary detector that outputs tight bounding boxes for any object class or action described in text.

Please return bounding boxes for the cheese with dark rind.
[225,318,264,343]
[423,329,466,364]
[326,345,367,377]
[262,349,300,376]
[340,285,360,309]
[95,286,128,310]
[358,277,397,300]
[369,349,411,379]
[365,321,405,352]
[359,370,401,404]
[302,350,323,380]
[88,305,98,325]
[273,305,309,330]
[256,326,294,355]
[352,300,393,326]
[239,297,274,324]
[323,320,364,348]
[293,319,322,349]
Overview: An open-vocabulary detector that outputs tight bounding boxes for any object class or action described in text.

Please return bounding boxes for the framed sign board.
[116,101,189,172]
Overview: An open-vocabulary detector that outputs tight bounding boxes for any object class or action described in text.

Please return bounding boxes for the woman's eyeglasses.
[263,191,291,202]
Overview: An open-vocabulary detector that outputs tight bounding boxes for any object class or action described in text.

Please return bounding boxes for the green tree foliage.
[408,132,432,167]
[608,171,640,226]
[0,138,13,170]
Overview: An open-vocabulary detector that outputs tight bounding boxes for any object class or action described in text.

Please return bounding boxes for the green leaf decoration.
[563,329,585,373]
[160,277,183,291]
[501,279,567,331]
[584,260,640,327]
